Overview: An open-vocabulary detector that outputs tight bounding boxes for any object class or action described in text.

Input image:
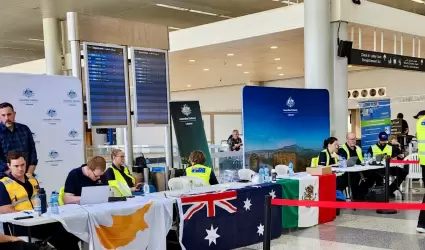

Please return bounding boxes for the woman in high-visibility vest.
[317,137,340,167]
[185,151,219,185]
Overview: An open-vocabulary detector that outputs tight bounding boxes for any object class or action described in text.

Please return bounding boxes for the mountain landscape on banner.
[279,176,319,228]
[93,202,153,249]
[178,184,282,250]
[242,86,330,172]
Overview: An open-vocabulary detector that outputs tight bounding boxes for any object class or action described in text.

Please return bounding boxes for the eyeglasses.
[91,170,103,179]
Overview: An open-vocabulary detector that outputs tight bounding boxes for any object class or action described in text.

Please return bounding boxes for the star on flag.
[205,225,220,246]
[269,190,276,199]
[257,223,264,236]
[243,198,252,211]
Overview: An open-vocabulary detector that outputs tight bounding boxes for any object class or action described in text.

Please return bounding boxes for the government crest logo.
[48,150,59,159]
[181,104,192,117]
[67,90,77,99]
[286,97,295,108]
[68,129,78,138]
[46,109,57,118]
[23,88,34,98]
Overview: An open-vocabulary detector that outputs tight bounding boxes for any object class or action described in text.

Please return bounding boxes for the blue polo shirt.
[64,165,106,196]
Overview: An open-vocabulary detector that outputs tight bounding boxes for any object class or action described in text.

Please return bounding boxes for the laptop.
[80,186,110,205]
[346,157,358,167]
[375,154,384,163]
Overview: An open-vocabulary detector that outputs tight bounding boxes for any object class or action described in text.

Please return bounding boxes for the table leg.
[347,173,352,200]
[27,227,32,243]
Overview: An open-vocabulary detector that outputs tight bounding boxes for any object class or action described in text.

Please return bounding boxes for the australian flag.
[178,183,282,250]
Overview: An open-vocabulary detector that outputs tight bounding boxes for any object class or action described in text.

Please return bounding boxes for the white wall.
[0,59,46,74]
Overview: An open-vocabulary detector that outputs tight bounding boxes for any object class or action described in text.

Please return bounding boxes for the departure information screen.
[84,43,128,127]
[132,48,169,125]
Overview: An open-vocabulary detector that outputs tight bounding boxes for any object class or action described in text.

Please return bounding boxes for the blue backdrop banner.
[359,99,391,152]
[242,86,330,172]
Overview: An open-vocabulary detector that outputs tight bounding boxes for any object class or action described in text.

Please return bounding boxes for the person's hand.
[6,235,23,242]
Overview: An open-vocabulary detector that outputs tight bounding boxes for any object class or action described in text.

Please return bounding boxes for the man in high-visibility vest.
[414,110,425,233]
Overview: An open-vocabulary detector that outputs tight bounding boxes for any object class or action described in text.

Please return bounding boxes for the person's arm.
[338,148,348,159]
[403,120,409,135]
[209,170,219,185]
[0,139,7,173]
[26,127,38,175]
[63,171,81,205]
[0,234,22,243]
[317,152,327,166]
[0,183,16,214]
[367,147,373,157]
[103,168,115,182]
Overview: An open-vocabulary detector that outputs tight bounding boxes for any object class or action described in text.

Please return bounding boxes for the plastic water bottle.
[288,161,295,176]
[339,157,346,168]
[271,169,277,182]
[259,167,265,184]
[34,194,42,216]
[364,153,369,165]
[143,183,150,194]
[264,167,270,183]
[50,191,59,215]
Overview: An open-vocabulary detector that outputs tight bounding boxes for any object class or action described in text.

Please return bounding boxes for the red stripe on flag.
[271,199,425,210]
[390,160,419,164]
[316,174,336,223]
[181,190,237,203]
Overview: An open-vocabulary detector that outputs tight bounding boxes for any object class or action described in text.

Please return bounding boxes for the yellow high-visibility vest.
[185,164,212,185]
[108,165,135,197]
[0,176,39,211]
[317,149,338,166]
[417,117,425,165]
[341,144,364,162]
[371,144,392,156]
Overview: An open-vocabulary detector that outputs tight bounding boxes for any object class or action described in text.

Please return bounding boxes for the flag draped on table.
[279,175,319,228]
[177,183,282,250]
[86,200,173,250]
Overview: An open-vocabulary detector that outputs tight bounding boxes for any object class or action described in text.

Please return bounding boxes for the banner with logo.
[242,86,330,172]
[170,101,212,167]
[359,99,391,152]
[0,73,85,193]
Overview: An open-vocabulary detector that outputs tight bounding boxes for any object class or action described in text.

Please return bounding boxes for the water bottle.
[259,167,265,184]
[50,191,59,215]
[34,194,42,216]
[143,183,150,194]
[288,161,295,176]
[264,167,270,183]
[339,157,346,168]
[271,169,277,182]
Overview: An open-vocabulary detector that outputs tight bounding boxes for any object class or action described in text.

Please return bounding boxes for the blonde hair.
[87,156,107,171]
[111,149,123,160]
[189,151,206,165]
[389,135,398,142]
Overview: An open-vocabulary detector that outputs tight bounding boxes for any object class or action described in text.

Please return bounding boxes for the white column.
[304,0,333,132]
[304,0,331,90]
[331,22,349,141]
[116,128,125,146]
[42,18,62,75]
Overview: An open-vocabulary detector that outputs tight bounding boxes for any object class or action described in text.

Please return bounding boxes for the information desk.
[176,183,282,250]
[277,174,336,229]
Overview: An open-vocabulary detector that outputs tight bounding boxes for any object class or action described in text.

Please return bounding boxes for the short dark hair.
[7,152,25,164]
[397,113,404,119]
[189,150,206,165]
[0,102,14,111]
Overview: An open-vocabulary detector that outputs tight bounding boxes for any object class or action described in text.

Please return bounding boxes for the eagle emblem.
[301,185,317,207]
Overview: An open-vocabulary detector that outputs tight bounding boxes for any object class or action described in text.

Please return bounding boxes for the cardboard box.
[306,166,332,175]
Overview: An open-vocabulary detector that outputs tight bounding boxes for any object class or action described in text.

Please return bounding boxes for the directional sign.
[350,49,425,72]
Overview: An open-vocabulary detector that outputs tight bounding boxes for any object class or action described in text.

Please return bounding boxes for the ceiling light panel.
[189,9,218,16]
[155,4,188,11]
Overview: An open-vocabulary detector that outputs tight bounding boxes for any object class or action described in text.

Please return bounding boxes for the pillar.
[116,128,125,146]
[41,0,62,75]
[331,22,349,141]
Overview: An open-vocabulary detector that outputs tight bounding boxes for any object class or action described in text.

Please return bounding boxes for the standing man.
[227,129,243,151]
[415,110,425,233]
[397,113,409,135]
[0,103,37,177]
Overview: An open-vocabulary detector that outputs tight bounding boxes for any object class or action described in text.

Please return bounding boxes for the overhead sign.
[83,42,130,128]
[350,49,425,72]
[131,47,169,126]
[391,118,403,135]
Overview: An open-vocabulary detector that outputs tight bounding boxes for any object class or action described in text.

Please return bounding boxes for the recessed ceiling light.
[189,59,195,63]
[237,64,243,67]
[277,67,282,70]
[204,68,210,71]
[279,73,285,76]
[274,58,280,61]
[272,0,279,2]
[227,53,234,56]
[270,46,278,49]
[244,72,249,74]
[186,84,191,87]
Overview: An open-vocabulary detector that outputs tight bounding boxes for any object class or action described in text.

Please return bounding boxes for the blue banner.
[359,99,391,152]
[242,86,330,172]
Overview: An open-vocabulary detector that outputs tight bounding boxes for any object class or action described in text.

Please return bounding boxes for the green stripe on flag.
[277,179,299,229]
[361,118,391,127]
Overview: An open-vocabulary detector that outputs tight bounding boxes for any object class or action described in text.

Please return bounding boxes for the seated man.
[63,156,107,204]
[0,152,79,250]
[366,132,408,198]
[0,234,39,250]
[184,151,219,185]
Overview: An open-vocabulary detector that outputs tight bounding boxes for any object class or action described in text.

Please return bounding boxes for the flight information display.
[131,48,169,125]
[84,43,129,127]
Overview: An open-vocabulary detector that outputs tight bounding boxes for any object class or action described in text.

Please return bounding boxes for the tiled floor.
[240,190,425,250]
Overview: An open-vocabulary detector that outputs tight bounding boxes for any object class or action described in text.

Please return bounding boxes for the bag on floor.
[366,185,386,202]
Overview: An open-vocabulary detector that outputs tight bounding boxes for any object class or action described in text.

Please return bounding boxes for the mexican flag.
[278,174,336,228]
[279,175,319,228]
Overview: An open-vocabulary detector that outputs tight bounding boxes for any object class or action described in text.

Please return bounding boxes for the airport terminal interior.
[2,0,425,249]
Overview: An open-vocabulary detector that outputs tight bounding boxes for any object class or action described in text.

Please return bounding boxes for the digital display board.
[131,48,169,126]
[83,42,129,127]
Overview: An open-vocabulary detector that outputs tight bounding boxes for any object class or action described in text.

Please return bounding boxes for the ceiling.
[0,0,424,70]
[169,24,425,91]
